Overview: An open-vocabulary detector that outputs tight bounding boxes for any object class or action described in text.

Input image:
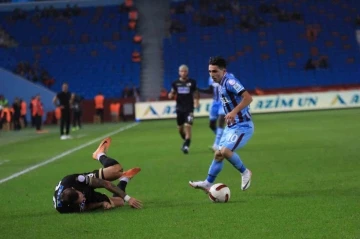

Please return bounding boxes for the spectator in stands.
[318,56,329,69]
[306,26,318,42]
[128,20,136,30]
[305,58,316,70]
[278,11,290,22]
[239,16,252,30]
[12,8,26,21]
[131,50,141,62]
[231,0,240,14]
[122,86,133,98]
[133,34,142,44]
[355,15,360,26]
[291,12,303,21]
[259,3,280,14]
[185,3,194,14]
[170,19,187,34]
[119,0,135,13]
[215,1,232,12]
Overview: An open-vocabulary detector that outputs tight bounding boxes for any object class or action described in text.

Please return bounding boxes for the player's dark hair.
[209,56,227,69]
[61,188,79,204]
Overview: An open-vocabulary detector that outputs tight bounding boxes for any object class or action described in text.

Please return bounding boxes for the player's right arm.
[168,82,177,99]
[84,202,109,211]
[53,94,63,109]
[89,177,142,209]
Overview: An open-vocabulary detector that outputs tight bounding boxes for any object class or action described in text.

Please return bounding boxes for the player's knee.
[214,150,225,161]
[220,147,232,159]
[112,164,123,176]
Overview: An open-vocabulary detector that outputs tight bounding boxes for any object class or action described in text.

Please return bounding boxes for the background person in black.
[12,97,21,130]
[53,137,142,213]
[72,94,83,131]
[168,64,199,154]
[53,83,74,140]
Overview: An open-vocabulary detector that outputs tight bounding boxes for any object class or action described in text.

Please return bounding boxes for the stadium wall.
[0,67,56,120]
[0,0,124,11]
[135,90,360,120]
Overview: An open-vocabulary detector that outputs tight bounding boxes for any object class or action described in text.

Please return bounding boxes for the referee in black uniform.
[53,83,74,140]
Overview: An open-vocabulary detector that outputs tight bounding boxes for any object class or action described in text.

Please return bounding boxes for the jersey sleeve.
[226,78,246,95]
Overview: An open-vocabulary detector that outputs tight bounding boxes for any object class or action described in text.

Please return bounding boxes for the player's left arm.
[227,80,253,113]
[168,82,177,99]
[88,177,127,198]
[88,177,142,209]
[84,202,105,211]
[233,90,253,113]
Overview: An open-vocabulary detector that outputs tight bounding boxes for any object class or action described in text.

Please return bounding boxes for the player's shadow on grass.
[141,199,246,209]
[3,211,56,219]
[261,188,359,198]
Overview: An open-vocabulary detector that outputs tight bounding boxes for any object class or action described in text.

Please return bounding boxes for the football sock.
[113,179,128,197]
[209,120,216,134]
[228,152,246,173]
[99,155,119,168]
[206,159,224,183]
[184,138,191,147]
[214,127,224,147]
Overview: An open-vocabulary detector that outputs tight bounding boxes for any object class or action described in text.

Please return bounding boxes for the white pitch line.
[0,123,139,185]
[75,134,87,139]
[0,160,10,165]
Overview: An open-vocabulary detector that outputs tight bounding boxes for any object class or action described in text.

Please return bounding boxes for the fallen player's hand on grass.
[128,197,143,209]
[102,202,112,210]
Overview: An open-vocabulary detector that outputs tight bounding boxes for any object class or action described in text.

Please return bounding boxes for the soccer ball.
[208,183,231,203]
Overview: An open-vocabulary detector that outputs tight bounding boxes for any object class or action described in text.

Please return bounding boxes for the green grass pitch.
[0,109,359,239]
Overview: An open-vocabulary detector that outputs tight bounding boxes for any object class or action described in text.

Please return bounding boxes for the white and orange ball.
[208,183,231,203]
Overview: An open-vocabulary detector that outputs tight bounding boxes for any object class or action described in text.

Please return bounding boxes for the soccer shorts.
[209,101,225,121]
[176,111,194,126]
[218,121,254,151]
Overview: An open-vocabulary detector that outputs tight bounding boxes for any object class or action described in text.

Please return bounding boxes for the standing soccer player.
[168,64,199,154]
[198,76,228,152]
[53,83,75,140]
[190,56,254,191]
